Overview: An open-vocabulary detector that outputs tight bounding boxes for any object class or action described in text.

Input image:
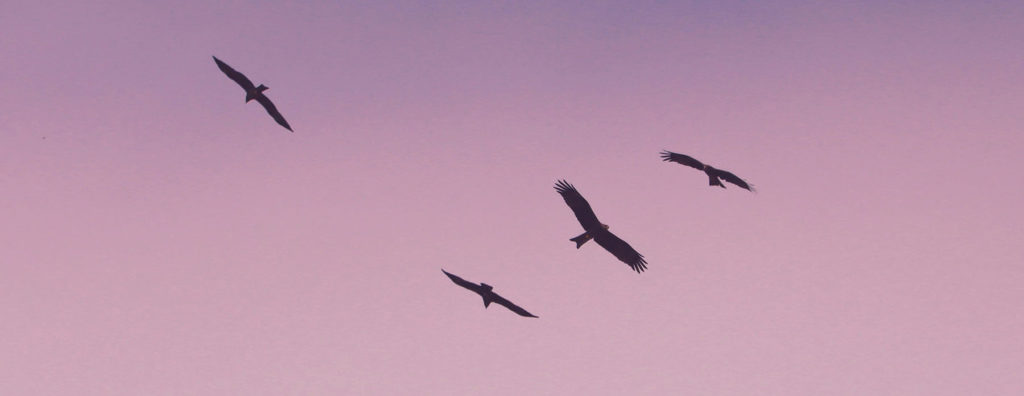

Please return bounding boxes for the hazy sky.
[3,1,1023,394]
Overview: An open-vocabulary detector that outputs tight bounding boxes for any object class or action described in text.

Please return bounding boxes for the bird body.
[478,283,494,307]
[570,223,609,248]
[212,56,293,132]
[244,84,269,103]
[554,180,648,273]
[702,165,726,188]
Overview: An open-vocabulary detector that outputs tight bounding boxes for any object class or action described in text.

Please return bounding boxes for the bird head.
[601,223,610,230]
[480,283,494,291]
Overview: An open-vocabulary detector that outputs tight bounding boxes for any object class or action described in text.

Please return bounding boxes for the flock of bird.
[213,56,755,319]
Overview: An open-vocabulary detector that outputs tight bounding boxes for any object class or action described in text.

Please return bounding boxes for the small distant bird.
[442,269,538,318]
[554,180,647,273]
[212,56,293,132]
[660,151,754,191]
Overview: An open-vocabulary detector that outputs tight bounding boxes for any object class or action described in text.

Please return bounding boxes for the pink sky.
[3,1,1023,394]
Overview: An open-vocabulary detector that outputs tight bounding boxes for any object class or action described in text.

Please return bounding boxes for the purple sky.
[3,1,1023,394]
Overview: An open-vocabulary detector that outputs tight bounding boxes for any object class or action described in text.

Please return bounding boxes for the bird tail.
[482,297,492,308]
[709,175,725,188]
[570,232,592,249]
[256,84,268,93]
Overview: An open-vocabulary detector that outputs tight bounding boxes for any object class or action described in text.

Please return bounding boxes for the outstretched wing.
[592,229,648,273]
[442,269,481,293]
[255,95,293,132]
[714,169,754,192]
[213,56,256,91]
[660,151,705,170]
[554,180,602,230]
[489,293,538,318]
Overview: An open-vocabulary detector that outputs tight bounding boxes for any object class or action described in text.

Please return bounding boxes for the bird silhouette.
[554,180,647,273]
[213,56,293,132]
[442,269,538,318]
[660,151,754,191]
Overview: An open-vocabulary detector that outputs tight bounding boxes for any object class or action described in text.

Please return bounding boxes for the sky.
[2,1,1023,394]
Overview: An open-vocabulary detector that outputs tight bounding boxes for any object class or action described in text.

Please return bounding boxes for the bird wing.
[660,151,705,170]
[714,169,754,191]
[254,95,293,132]
[213,56,256,91]
[592,228,648,273]
[489,292,538,318]
[442,269,481,293]
[554,180,602,231]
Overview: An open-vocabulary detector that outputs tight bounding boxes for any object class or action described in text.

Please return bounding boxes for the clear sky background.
[2,1,1023,394]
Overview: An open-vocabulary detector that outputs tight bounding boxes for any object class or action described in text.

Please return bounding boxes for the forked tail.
[570,231,592,249]
[709,175,725,188]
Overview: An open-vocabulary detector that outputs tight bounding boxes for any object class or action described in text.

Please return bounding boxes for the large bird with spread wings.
[213,56,293,132]
[660,151,754,191]
[442,269,538,318]
[554,180,648,273]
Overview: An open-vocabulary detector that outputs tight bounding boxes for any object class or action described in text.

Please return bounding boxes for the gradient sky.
[3,1,1023,394]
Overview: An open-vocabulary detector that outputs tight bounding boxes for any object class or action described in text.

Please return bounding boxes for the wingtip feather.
[554,179,575,194]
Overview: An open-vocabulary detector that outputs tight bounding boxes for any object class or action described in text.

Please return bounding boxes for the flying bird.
[554,180,648,273]
[660,151,754,191]
[213,56,293,132]
[442,269,538,318]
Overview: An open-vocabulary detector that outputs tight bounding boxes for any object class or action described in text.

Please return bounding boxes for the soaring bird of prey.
[660,151,754,191]
[442,269,538,318]
[554,180,648,273]
[212,56,293,132]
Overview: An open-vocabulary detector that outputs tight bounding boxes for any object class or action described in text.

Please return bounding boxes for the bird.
[442,269,538,318]
[554,180,648,273]
[660,150,754,191]
[212,56,293,132]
